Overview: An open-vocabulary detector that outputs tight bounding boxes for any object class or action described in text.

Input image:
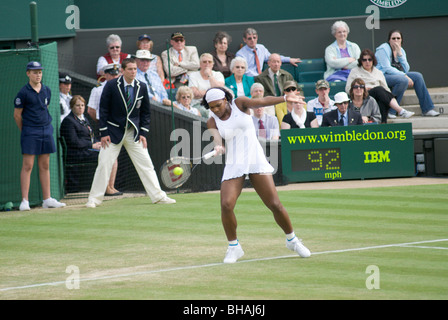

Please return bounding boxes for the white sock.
[229,239,239,246]
[399,109,405,116]
[22,199,29,203]
[286,232,296,241]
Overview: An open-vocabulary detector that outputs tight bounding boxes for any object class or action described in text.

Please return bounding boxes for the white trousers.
[88,128,166,204]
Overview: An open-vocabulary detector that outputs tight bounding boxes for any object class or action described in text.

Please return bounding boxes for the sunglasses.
[173,38,185,42]
[109,46,120,49]
[391,37,401,40]
[245,36,257,41]
[353,85,365,89]
[284,87,297,92]
[362,58,373,62]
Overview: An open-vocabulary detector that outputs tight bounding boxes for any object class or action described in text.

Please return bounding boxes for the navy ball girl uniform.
[14,83,56,155]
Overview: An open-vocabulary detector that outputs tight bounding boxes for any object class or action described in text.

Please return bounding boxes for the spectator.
[136,34,166,83]
[348,78,382,124]
[211,31,236,78]
[61,95,120,195]
[346,49,414,122]
[321,92,362,127]
[255,53,294,97]
[13,61,66,211]
[175,86,201,117]
[87,63,121,122]
[225,56,254,98]
[86,58,175,208]
[250,83,275,116]
[306,79,336,126]
[236,28,301,77]
[252,106,280,140]
[189,53,225,115]
[96,34,130,81]
[274,80,304,126]
[375,29,440,117]
[324,21,361,82]
[59,73,72,122]
[135,50,173,106]
[161,32,200,88]
[281,93,318,129]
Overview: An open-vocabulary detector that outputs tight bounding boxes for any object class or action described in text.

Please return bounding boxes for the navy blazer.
[60,111,98,162]
[99,76,151,144]
[321,109,363,127]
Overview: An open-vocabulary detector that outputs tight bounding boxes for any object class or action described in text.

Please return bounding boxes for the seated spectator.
[348,78,382,124]
[236,28,301,77]
[250,83,275,116]
[274,80,304,126]
[225,56,254,98]
[189,53,225,115]
[175,86,201,117]
[161,32,200,88]
[135,50,173,106]
[324,21,361,82]
[61,95,120,195]
[87,63,121,122]
[136,34,166,83]
[252,106,280,140]
[346,49,414,123]
[255,53,294,97]
[306,79,336,126]
[321,92,362,127]
[211,31,235,78]
[375,29,439,117]
[96,34,130,81]
[281,93,318,129]
[59,73,72,122]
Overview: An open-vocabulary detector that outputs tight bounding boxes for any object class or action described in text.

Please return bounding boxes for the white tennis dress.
[211,100,274,181]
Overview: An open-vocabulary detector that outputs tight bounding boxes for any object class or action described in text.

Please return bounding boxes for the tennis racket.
[160,150,217,189]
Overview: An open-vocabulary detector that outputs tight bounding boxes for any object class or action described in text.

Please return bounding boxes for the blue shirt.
[337,110,348,126]
[14,83,52,127]
[236,44,291,77]
[136,68,168,102]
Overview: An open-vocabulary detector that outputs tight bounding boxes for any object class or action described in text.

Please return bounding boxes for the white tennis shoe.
[19,199,30,211]
[155,197,176,204]
[286,237,311,258]
[42,198,66,209]
[223,243,244,263]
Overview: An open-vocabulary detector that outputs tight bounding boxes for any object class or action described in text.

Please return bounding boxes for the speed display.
[291,148,341,172]
[281,123,414,182]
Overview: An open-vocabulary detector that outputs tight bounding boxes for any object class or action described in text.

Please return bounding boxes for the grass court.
[0,182,447,301]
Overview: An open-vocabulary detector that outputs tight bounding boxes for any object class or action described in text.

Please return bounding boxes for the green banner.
[281,123,414,182]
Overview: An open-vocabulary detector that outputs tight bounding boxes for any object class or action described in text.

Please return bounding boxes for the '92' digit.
[325,150,340,170]
[308,151,323,171]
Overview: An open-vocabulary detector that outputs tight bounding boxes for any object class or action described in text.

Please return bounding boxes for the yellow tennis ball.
[173,167,183,176]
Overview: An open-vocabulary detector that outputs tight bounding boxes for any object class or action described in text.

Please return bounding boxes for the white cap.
[134,50,155,60]
[334,92,350,104]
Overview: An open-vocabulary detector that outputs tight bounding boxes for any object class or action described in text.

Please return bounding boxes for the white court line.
[1,238,447,292]
[400,245,448,250]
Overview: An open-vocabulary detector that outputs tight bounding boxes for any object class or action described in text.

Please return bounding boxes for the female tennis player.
[202,87,311,263]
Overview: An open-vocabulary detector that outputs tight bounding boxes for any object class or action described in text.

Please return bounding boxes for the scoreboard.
[281,123,414,182]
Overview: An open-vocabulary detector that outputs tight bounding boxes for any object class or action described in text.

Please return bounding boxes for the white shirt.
[60,92,72,121]
[87,82,106,120]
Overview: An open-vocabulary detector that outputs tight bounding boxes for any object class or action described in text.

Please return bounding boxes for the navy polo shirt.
[14,83,52,127]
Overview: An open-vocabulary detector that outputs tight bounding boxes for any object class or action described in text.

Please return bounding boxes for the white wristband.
[283,94,287,102]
